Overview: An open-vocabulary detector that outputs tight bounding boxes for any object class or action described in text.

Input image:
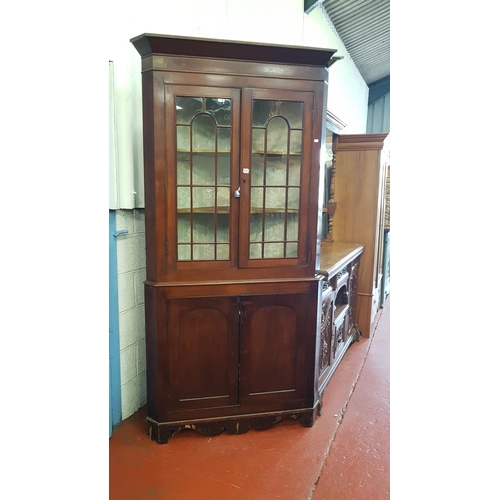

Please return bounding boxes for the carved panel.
[333,316,345,359]
[348,260,359,327]
[336,267,348,280]
[327,148,337,240]
[320,298,333,373]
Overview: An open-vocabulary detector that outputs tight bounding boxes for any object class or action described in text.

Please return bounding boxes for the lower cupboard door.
[166,296,240,411]
[239,293,309,409]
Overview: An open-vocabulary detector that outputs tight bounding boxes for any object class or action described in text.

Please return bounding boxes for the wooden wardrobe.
[332,133,389,337]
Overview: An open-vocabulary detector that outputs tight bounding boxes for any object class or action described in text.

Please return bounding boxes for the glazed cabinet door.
[166,296,240,412]
[165,85,241,271]
[239,293,311,410]
[239,88,315,269]
[162,84,317,276]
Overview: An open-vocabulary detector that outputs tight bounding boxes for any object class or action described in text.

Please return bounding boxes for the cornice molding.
[336,133,388,151]
[326,110,347,134]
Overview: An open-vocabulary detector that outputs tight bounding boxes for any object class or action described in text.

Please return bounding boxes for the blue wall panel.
[109,210,122,436]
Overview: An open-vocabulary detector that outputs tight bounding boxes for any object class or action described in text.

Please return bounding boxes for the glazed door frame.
[164,84,242,271]
[238,88,315,269]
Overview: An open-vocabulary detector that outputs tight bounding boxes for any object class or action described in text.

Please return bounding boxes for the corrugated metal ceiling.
[322,0,390,85]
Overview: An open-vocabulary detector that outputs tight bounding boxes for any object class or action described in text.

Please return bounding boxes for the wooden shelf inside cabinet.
[178,207,230,214]
[178,150,231,154]
[252,151,303,156]
[334,303,349,322]
[177,208,299,214]
[177,150,301,156]
[250,208,299,214]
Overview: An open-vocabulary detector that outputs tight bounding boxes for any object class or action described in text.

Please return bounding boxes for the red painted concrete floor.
[110,296,390,499]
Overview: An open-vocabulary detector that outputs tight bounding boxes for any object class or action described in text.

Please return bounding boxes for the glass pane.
[267,117,289,153]
[217,187,230,210]
[266,155,287,186]
[286,242,298,258]
[206,98,231,126]
[280,101,303,128]
[178,245,191,260]
[216,244,229,260]
[218,127,231,152]
[265,187,286,210]
[288,187,300,211]
[251,154,265,185]
[252,128,265,153]
[264,213,285,242]
[177,187,191,211]
[249,243,262,259]
[290,130,302,154]
[176,97,203,124]
[251,187,264,211]
[193,187,215,210]
[264,243,284,258]
[177,125,190,151]
[177,214,191,243]
[216,214,229,242]
[288,156,301,186]
[193,244,215,260]
[193,153,215,185]
[286,214,299,240]
[250,213,263,242]
[253,100,277,127]
[193,114,216,152]
[177,152,190,185]
[193,214,215,243]
[217,153,230,185]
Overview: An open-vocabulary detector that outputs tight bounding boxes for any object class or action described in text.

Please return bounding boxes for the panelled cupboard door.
[239,293,309,408]
[166,296,240,411]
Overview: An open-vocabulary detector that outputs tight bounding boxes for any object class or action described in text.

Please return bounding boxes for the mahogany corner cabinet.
[130,33,363,443]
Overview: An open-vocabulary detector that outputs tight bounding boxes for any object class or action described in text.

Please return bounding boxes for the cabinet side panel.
[333,149,380,294]
[144,284,161,420]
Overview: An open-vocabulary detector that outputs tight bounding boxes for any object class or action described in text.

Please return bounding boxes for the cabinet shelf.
[177,150,301,156]
[178,150,231,154]
[177,207,299,214]
[253,151,302,156]
[178,207,230,214]
[334,304,349,323]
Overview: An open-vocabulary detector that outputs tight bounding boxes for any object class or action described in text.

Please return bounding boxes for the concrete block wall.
[116,208,147,419]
